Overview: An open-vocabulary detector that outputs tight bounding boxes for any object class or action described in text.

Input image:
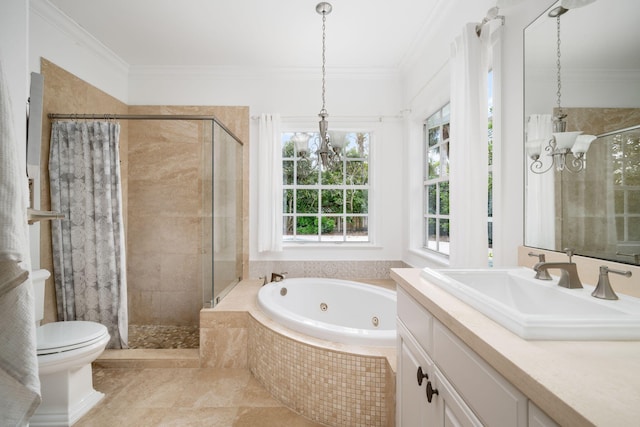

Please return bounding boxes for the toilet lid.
[37,321,109,355]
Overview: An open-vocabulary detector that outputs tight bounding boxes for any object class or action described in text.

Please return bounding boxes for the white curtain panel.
[525,114,556,249]
[257,114,283,252]
[0,58,41,425]
[49,121,128,349]
[449,23,490,268]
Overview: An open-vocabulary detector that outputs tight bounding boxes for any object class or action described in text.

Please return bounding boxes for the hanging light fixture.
[315,2,341,169]
[527,4,596,174]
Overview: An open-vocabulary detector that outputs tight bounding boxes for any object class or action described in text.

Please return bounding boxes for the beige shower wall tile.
[128,141,201,182]
[128,215,201,255]
[127,252,161,291]
[129,266,200,326]
[128,290,154,324]
[128,179,202,217]
[159,253,201,293]
[129,119,203,145]
[154,290,201,325]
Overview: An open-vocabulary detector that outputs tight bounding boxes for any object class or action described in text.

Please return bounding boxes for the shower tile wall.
[38,60,250,326]
[128,105,249,326]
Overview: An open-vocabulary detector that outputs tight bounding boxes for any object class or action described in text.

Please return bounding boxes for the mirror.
[524,0,640,265]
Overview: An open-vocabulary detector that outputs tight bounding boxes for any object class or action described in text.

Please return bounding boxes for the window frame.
[282,128,371,244]
[422,104,451,256]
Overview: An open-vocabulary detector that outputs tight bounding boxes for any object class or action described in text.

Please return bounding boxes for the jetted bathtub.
[257,277,397,347]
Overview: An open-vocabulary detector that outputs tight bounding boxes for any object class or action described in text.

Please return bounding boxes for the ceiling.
[47,0,444,70]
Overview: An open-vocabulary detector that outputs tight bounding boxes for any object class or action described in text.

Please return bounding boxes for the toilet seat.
[37,321,109,355]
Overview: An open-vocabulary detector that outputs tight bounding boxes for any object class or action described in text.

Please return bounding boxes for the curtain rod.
[47,113,244,145]
[597,123,640,139]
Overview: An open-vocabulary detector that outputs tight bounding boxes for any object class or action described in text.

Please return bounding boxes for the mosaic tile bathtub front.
[248,317,394,427]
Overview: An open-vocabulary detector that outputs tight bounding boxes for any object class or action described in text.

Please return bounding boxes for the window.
[423,104,450,255]
[282,131,370,243]
[613,129,640,244]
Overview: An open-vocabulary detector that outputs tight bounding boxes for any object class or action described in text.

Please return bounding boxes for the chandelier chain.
[321,11,327,113]
[555,15,562,114]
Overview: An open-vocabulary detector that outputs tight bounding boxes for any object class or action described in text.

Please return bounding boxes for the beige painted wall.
[39,59,249,326]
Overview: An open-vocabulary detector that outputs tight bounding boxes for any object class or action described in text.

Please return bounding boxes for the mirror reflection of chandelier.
[526,0,598,174]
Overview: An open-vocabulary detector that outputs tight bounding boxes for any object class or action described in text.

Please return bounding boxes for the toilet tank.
[31,269,50,324]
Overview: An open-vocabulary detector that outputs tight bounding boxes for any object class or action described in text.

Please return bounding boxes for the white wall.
[399,0,560,268]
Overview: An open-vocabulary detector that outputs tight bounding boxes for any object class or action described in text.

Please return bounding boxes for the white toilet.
[30,269,110,427]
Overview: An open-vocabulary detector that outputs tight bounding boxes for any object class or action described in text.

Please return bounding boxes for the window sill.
[407,247,450,267]
[282,242,383,250]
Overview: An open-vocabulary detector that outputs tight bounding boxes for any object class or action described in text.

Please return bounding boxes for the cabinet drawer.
[397,287,433,353]
[433,321,527,427]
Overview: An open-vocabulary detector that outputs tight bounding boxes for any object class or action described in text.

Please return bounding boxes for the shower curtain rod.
[47,113,243,145]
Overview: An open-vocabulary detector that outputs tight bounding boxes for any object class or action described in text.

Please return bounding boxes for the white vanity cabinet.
[397,287,558,427]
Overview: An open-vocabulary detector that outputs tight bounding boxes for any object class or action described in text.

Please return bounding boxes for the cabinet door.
[433,369,483,427]
[397,322,436,427]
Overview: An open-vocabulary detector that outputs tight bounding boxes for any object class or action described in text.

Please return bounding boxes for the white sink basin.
[420,267,640,340]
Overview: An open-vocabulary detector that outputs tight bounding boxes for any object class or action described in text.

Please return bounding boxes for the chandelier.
[315,2,341,169]
[526,1,597,174]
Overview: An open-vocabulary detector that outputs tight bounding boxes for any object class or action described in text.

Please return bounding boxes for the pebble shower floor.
[127,325,199,349]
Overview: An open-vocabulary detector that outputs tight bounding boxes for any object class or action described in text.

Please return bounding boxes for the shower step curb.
[94,349,200,369]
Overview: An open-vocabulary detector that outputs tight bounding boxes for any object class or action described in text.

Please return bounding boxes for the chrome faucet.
[533,248,583,289]
[270,272,288,283]
[528,252,552,280]
[591,266,632,300]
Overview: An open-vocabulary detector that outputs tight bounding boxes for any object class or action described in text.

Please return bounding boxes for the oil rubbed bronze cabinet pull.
[426,381,439,403]
[416,367,428,386]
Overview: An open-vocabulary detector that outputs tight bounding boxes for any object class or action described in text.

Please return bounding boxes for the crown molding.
[128,65,401,82]
[30,0,129,75]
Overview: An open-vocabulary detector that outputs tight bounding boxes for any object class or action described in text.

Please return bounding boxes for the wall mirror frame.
[523,0,640,266]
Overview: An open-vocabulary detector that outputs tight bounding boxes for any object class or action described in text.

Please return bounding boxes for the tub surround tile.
[249,260,408,282]
[206,279,397,427]
[199,311,249,368]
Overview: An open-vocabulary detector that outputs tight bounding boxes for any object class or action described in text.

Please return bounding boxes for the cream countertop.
[391,268,640,427]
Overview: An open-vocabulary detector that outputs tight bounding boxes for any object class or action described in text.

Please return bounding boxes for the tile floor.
[76,367,324,426]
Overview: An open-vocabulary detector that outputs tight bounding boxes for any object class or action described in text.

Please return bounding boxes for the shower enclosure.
[202,120,244,307]
[48,112,244,347]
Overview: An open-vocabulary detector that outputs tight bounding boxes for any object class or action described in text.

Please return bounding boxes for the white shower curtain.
[257,114,283,252]
[49,121,128,349]
[449,23,490,267]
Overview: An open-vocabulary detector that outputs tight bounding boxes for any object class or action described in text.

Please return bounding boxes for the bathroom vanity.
[392,268,640,427]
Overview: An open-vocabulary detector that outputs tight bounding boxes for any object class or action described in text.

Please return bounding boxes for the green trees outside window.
[282,131,370,242]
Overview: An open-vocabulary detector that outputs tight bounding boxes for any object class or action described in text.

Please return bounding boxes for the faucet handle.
[528,252,546,262]
[529,252,552,280]
[592,266,632,300]
[563,248,575,263]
